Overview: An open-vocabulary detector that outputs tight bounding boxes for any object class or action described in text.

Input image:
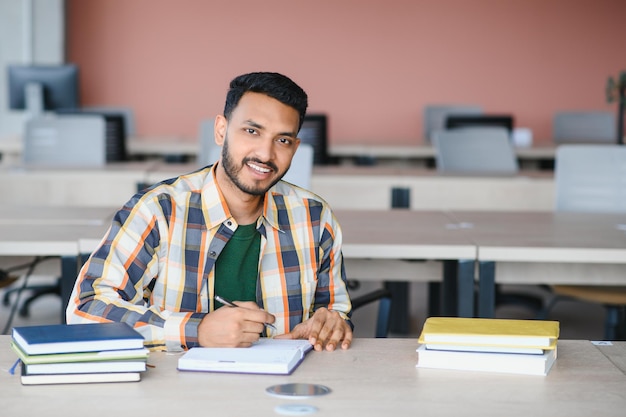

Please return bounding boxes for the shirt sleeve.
[65,196,201,352]
[314,206,353,327]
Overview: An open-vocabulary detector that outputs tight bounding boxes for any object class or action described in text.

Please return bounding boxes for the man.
[66,72,353,352]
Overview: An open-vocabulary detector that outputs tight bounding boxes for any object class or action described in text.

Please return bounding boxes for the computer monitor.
[7,64,79,118]
[445,114,514,136]
[298,114,329,165]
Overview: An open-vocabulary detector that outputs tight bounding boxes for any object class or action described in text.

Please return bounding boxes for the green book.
[11,341,149,365]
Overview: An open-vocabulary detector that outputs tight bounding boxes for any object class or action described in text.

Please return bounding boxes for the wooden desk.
[311,165,554,211]
[1,337,625,416]
[0,161,157,207]
[0,207,116,322]
[145,163,555,211]
[447,211,626,317]
[329,143,556,169]
[0,135,198,164]
[0,159,555,212]
[126,136,198,158]
[0,135,21,166]
[58,209,479,319]
[337,210,476,317]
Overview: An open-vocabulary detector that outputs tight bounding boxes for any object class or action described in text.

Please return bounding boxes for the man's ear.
[214,115,227,146]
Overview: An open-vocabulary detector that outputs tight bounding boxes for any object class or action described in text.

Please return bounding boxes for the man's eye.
[246,128,256,135]
[278,138,293,145]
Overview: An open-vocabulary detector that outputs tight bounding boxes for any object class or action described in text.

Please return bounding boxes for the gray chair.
[82,106,136,138]
[553,111,617,144]
[351,288,392,338]
[282,144,314,189]
[541,145,626,339]
[197,119,221,167]
[433,127,519,175]
[423,104,482,143]
[23,114,107,167]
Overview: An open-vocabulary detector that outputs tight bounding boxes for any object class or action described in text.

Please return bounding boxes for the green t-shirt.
[213,223,261,307]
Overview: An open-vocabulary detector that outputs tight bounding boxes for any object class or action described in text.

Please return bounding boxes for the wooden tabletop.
[1,337,625,417]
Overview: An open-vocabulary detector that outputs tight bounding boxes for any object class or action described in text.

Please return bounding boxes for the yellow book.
[418,317,559,350]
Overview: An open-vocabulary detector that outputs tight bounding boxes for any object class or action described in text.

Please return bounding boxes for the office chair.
[282,144,314,189]
[539,145,626,340]
[432,127,519,175]
[23,114,107,166]
[197,119,221,167]
[56,109,129,163]
[82,106,136,138]
[423,104,483,143]
[445,114,514,137]
[553,111,617,144]
[350,288,393,338]
[433,128,548,313]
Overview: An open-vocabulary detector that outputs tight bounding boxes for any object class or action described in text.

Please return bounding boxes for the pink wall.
[66,0,626,146]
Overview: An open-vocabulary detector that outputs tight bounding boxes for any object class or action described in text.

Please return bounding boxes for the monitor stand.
[25,82,44,120]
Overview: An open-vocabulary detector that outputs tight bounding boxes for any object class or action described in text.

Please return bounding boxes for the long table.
[1,162,555,211]
[6,208,625,325]
[1,337,626,416]
[0,207,115,323]
[447,211,626,317]
[336,210,476,317]
[329,143,556,169]
[145,163,556,211]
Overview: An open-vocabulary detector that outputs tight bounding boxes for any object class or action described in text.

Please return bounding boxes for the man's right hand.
[197,301,276,347]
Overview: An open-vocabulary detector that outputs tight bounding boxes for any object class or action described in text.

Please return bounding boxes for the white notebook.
[416,344,557,376]
[177,339,313,375]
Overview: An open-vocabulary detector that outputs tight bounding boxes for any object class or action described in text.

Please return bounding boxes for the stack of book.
[416,317,560,376]
[11,322,148,385]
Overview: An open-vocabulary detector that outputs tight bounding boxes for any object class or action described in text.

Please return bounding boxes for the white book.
[422,344,545,355]
[416,344,557,376]
[20,370,141,385]
[23,360,147,375]
[177,339,313,375]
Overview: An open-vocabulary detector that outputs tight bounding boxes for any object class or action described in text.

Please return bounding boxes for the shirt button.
[226,220,232,226]
[209,251,217,257]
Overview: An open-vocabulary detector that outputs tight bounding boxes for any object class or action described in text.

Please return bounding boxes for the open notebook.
[177,339,313,375]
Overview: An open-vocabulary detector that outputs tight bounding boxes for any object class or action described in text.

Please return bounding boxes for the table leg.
[442,259,475,317]
[457,259,475,317]
[60,255,80,324]
[478,261,496,318]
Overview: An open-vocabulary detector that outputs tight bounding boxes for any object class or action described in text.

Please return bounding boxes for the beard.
[220,135,287,196]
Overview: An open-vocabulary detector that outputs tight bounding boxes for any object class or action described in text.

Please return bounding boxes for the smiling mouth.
[247,161,272,174]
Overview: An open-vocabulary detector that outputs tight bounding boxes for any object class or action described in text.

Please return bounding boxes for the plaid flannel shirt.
[66,165,352,351]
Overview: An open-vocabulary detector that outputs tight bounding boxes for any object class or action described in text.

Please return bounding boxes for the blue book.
[12,323,145,355]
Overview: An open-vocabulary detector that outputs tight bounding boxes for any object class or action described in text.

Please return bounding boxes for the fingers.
[307,309,352,352]
[235,301,276,328]
[198,303,273,347]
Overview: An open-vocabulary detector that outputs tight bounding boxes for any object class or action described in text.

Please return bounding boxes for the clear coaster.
[266,383,331,399]
[274,404,319,416]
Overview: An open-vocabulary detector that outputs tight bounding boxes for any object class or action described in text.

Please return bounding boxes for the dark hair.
[223,72,308,130]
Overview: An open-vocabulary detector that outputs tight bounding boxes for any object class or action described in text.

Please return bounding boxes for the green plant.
[606,71,626,145]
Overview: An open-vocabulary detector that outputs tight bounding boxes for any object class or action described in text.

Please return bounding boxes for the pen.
[215,295,277,330]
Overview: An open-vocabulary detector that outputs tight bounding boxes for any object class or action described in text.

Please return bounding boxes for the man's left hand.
[274,308,352,351]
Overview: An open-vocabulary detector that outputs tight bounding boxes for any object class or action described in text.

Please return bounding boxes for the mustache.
[243,157,278,172]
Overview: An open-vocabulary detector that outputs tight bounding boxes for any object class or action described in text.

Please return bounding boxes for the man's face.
[216,92,300,196]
